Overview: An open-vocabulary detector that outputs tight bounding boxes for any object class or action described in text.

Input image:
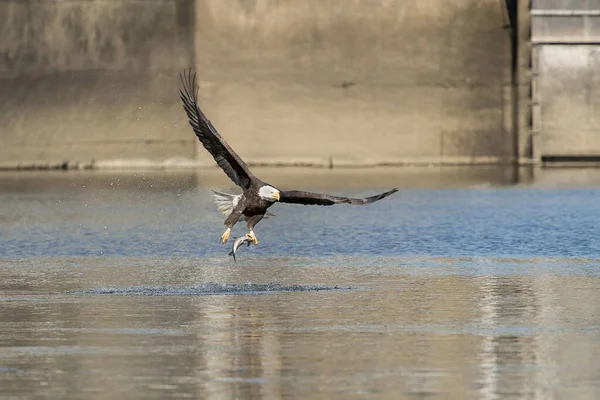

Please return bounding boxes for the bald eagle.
[179,69,398,246]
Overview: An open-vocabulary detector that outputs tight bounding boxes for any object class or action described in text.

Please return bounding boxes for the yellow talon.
[221,228,231,244]
[246,231,258,245]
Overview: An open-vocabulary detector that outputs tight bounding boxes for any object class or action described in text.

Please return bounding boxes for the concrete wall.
[193,0,514,167]
[0,0,196,168]
[0,0,513,169]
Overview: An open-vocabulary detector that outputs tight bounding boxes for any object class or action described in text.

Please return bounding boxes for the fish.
[228,235,253,262]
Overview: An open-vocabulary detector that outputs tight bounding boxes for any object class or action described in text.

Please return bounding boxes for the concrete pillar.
[516,0,533,163]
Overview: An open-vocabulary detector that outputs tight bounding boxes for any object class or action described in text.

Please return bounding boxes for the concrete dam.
[1,0,525,169]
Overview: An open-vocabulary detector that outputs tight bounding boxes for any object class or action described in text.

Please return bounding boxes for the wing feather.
[279,188,398,206]
[179,69,255,189]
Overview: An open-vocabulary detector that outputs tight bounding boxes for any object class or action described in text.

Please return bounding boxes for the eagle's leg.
[222,205,245,245]
[245,214,265,246]
[246,231,258,245]
[221,228,231,244]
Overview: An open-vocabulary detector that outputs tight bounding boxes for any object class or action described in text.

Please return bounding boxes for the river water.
[1,167,599,399]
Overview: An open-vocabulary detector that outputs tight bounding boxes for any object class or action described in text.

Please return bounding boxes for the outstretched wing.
[179,69,255,189]
[279,188,398,206]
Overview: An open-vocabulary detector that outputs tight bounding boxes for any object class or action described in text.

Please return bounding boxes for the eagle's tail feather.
[211,190,240,217]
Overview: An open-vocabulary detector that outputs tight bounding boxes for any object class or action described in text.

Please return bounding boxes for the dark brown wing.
[279,188,398,206]
[179,69,255,189]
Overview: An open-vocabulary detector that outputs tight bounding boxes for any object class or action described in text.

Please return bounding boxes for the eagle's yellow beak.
[273,192,280,201]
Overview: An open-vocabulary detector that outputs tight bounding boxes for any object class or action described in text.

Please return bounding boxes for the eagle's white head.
[258,185,280,202]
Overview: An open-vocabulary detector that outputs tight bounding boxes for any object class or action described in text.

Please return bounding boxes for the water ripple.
[69,282,350,296]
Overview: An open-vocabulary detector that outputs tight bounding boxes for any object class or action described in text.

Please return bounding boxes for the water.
[1,168,600,399]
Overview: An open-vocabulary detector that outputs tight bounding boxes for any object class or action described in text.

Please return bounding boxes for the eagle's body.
[179,69,398,246]
[225,179,271,227]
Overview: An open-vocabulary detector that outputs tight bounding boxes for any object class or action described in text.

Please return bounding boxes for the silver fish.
[228,236,253,262]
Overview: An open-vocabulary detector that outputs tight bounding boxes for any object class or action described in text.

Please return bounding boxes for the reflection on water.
[1,167,600,399]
